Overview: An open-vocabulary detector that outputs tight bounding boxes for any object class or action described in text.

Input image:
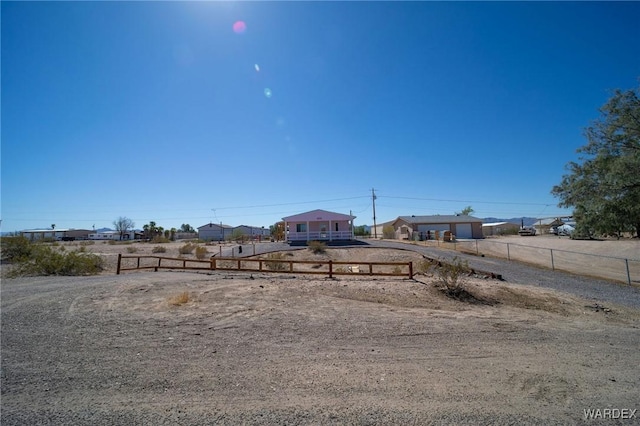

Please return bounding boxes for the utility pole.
[372,188,377,239]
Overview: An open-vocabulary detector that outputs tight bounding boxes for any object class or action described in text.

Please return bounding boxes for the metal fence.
[409,239,639,285]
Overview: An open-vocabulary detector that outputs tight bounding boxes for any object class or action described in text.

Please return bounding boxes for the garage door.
[455,223,472,239]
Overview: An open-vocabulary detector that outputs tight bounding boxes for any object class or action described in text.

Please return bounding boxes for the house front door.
[319,223,328,239]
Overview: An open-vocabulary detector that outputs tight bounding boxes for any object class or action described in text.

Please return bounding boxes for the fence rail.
[116,254,414,278]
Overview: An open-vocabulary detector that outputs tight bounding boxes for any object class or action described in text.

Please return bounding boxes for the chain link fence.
[414,238,639,285]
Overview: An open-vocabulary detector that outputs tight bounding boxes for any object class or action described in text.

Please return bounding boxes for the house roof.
[396,215,482,224]
[282,209,355,222]
[197,223,233,230]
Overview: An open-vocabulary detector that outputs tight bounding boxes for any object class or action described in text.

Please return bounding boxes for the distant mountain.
[482,217,537,226]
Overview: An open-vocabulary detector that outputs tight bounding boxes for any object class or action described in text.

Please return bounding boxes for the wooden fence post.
[117,253,122,275]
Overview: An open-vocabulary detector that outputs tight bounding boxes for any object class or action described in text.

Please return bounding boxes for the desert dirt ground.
[2,241,640,424]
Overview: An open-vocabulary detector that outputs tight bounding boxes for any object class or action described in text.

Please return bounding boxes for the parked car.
[518,226,537,236]
[557,224,575,236]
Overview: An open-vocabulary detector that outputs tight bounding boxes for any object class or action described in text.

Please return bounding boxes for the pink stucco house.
[282,209,355,242]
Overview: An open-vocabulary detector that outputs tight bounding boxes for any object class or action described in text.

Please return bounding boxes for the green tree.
[456,206,474,216]
[353,225,369,236]
[113,216,135,240]
[382,225,396,239]
[142,221,164,240]
[552,85,640,238]
[180,224,195,233]
[269,221,285,241]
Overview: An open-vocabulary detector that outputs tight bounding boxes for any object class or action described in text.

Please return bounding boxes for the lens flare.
[233,21,246,34]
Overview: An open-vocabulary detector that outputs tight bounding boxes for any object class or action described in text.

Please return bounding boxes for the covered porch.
[283,209,356,243]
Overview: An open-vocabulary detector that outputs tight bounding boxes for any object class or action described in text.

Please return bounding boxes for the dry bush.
[179,243,196,255]
[265,253,287,271]
[168,291,190,306]
[151,236,171,244]
[308,240,327,254]
[7,244,104,277]
[415,259,434,275]
[195,246,208,259]
[433,257,470,297]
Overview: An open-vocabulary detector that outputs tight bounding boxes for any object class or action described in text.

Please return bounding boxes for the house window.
[296,224,307,232]
[335,223,339,231]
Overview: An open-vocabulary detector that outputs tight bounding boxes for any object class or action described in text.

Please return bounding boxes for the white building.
[88,231,136,240]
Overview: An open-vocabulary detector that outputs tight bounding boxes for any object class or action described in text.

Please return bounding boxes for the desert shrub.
[8,245,104,277]
[152,246,167,253]
[179,242,196,255]
[126,246,138,253]
[308,240,327,254]
[168,291,190,306]
[1,236,33,262]
[415,259,434,275]
[382,225,396,239]
[264,253,287,271]
[195,246,208,259]
[434,257,470,297]
[151,236,171,244]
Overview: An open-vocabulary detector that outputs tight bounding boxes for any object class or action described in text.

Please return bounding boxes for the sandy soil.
[2,242,640,424]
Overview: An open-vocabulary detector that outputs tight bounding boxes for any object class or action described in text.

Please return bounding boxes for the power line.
[380,195,554,206]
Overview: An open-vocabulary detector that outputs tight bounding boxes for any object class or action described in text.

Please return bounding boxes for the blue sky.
[2,1,639,232]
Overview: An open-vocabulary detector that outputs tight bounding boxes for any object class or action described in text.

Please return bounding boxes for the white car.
[557,224,575,236]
